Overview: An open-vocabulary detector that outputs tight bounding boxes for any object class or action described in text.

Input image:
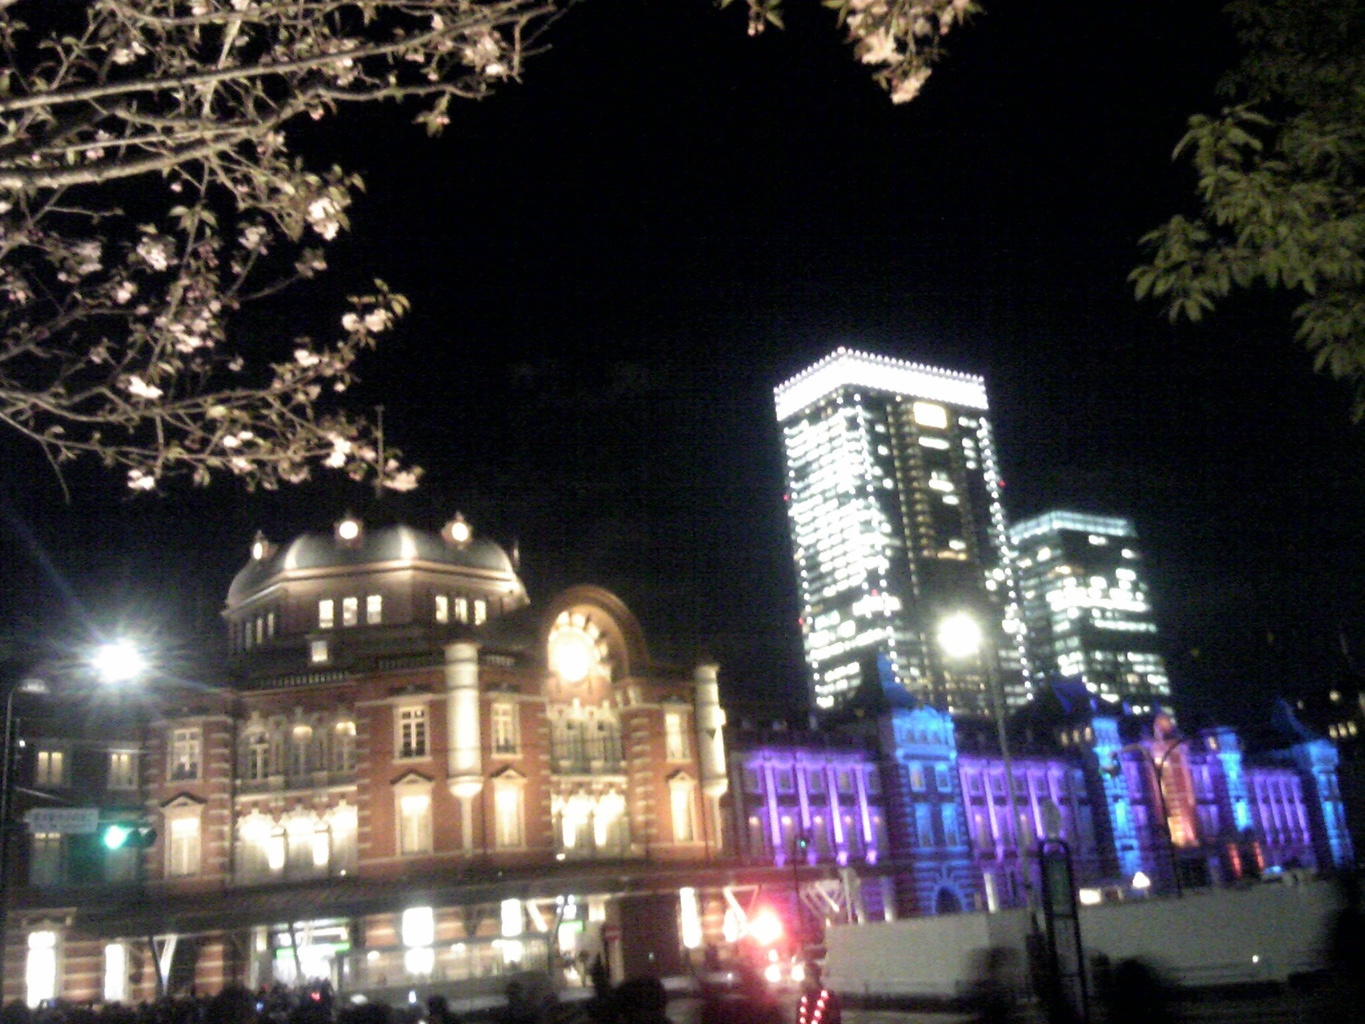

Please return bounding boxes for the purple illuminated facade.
[727,686,1353,922]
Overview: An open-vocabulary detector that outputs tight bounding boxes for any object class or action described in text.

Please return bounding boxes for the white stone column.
[693,662,728,851]
[445,641,484,851]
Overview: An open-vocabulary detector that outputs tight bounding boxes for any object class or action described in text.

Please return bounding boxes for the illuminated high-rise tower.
[1009,510,1170,712]
[774,348,1027,716]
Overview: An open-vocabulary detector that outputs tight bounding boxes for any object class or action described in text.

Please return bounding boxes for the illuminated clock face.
[548,613,607,684]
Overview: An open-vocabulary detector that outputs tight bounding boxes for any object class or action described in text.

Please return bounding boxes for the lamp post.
[0,639,148,988]
[937,612,1029,909]
[0,674,49,990]
[1107,737,1189,898]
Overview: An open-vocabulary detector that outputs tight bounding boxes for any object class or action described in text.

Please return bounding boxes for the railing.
[237,769,355,793]
[550,732,624,774]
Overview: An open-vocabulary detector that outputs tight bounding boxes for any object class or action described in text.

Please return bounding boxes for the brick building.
[3,515,734,1005]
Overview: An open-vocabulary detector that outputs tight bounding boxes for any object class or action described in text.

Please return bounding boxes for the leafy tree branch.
[1133,0,1365,414]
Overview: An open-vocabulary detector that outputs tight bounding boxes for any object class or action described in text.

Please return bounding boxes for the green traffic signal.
[100,823,155,849]
[102,824,132,850]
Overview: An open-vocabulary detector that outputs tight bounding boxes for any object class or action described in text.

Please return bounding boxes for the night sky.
[4,0,1365,731]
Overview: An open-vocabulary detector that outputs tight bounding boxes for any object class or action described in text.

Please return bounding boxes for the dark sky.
[4,0,1365,730]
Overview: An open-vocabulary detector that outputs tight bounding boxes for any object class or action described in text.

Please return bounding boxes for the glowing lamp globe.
[91,639,147,685]
[337,518,361,541]
[937,613,983,660]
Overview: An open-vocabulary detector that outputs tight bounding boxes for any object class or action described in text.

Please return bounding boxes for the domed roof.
[227,521,519,606]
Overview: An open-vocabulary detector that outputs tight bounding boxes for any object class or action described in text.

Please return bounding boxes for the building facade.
[1009,511,1170,712]
[774,349,1026,716]
[727,684,1353,923]
[3,516,736,1006]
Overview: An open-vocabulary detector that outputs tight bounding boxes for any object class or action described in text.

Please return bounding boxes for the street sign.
[24,808,100,834]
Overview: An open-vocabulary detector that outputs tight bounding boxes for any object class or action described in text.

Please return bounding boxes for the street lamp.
[1106,737,1189,898]
[89,639,148,686]
[0,638,149,984]
[937,611,1029,908]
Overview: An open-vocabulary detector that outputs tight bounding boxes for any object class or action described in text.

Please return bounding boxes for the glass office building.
[1009,510,1170,711]
[775,349,1027,716]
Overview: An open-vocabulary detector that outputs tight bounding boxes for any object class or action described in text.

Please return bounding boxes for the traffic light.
[101,822,156,850]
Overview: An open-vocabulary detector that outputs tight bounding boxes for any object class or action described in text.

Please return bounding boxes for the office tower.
[775,348,1027,716]
[1009,510,1170,711]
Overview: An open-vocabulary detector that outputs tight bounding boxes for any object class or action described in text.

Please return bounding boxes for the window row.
[434,593,489,626]
[319,595,384,629]
[742,762,876,798]
[231,609,278,653]
[239,718,357,783]
[32,748,139,791]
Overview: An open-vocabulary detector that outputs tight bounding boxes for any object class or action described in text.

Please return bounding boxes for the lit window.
[494,779,525,848]
[310,640,329,664]
[366,594,383,625]
[103,942,127,1003]
[405,947,435,976]
[29,833,62,887]
[170,728,201,781]
[1088,535,1109,546]
[35,749,65,788]
[244,734,270,781]
[398,793,432,855]
[455,596,469,623]
[167,815,202,877]
[492,703,519,756]
[342,596,359,627]
[473,598,487,625]
[669,777,697,843]
[26,930,58,1007]
[402,906,435,947]
[108,751,137,791]
[912,401,948,429]
[665,712,690,761]
[397,706,428,759]
[318,599,335,630]
[435,595,449,624]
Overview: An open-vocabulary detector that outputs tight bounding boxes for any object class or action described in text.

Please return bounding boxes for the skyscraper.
[1009,510,1170,711]
[775,348,1027,716]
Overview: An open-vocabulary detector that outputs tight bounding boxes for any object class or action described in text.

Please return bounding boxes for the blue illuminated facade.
[728,684,1354,918]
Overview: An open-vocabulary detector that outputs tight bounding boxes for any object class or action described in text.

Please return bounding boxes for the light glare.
[91,639,146,684]
[937,614,983,660]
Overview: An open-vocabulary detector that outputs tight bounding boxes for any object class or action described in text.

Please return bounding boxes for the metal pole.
[0,681,22,990]
[984,643,1029,908]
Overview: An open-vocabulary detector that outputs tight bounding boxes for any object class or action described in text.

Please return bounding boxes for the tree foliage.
[0,0,973,494]
[1132,0,1365,413]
